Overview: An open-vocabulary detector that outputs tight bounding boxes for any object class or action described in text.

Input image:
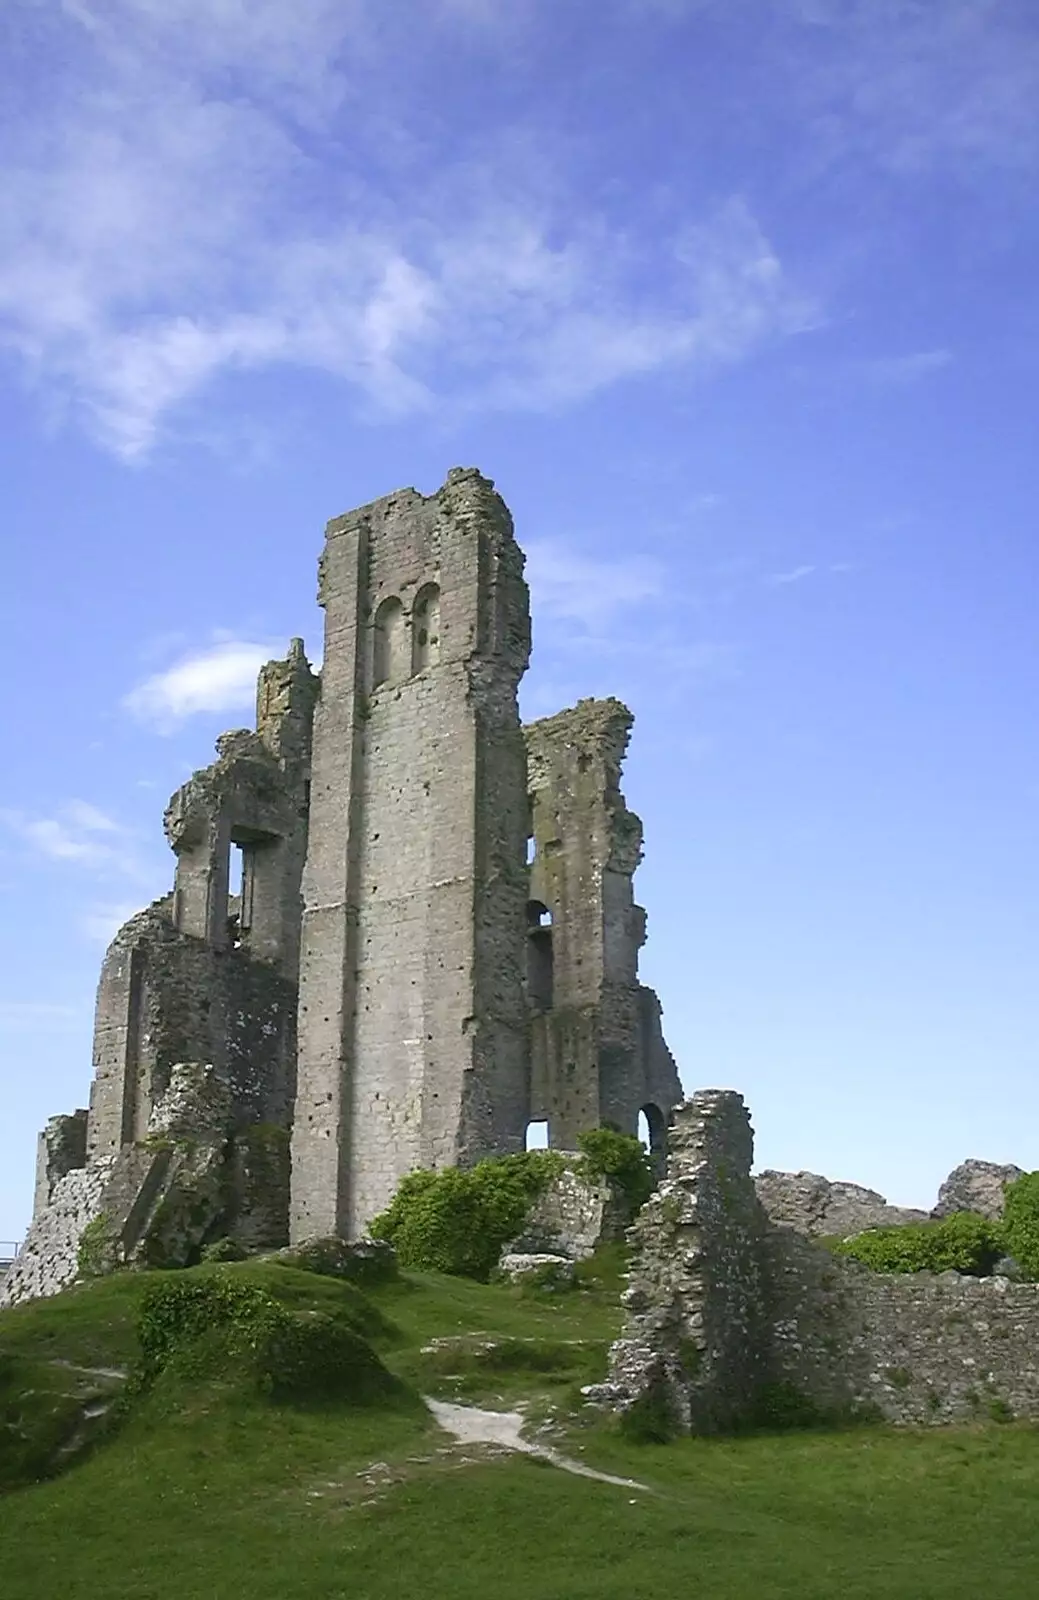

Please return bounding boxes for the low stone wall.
[0,1161,116,1307]
[591,1091,1039,1431]
[505,1158,629,1260]
[767,1226,1039,1424]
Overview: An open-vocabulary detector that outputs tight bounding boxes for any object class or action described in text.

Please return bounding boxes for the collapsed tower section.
[290,468,532,1240]
[525,699,681,1155]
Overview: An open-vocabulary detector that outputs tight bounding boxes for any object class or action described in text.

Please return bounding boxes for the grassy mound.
[2,1249,1039,1599]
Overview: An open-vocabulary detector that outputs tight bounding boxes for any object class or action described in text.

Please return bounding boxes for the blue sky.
[2,0,1037,1238]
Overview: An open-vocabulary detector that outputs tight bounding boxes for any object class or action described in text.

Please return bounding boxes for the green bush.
[200,1237,248,1264]
[370,1152,564,1280]
[76,1214,118,1280]
[833,1211,1005,1276]
[134,1269,396,1403]
[576,1126,656,1214]
[1001,1172,1039,1279]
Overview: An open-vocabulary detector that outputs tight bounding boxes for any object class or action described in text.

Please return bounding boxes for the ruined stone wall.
[524,698,681,1149]
[594,1091,1039,1431]
[86,903,298,1161]
[84,640,314,1177]
[754,1170,928,1236]
[292,468,531,1241]
[34,1111,88,1217]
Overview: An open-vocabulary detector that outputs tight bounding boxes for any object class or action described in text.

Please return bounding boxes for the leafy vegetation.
[831,1212,1006,1276]
[369,1150,565,1279]
[75,1214,117,1279]
[576,1126,655,1213]
[1002,1172,1039,1278]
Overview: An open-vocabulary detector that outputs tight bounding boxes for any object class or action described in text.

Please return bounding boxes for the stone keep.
[4,467,683,1306]
[290,468,533,1239]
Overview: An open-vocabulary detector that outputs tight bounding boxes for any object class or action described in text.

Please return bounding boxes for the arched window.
[526,900,554,1011]
[639,1103,667,1162]
[412,583,441,672]
[373,596,407,688]
[527,899,552,929]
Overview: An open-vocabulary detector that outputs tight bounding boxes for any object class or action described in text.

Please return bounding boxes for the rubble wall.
[594,1091,1039,1430]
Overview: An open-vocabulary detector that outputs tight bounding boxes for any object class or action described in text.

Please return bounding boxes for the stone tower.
[290,468,532,1240]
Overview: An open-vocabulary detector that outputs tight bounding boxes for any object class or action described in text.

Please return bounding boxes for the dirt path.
[424,1398,649,1492]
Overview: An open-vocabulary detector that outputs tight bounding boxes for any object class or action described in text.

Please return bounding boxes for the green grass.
[2,1252,1039,1599]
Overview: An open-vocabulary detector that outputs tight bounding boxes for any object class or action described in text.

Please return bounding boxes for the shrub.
[76,1214,118,1280]
[833,1211,1005,1276]
[576,1126,656,1215]
[134,1270,396,1403]
[1001,1171,1039,1279]
[200,1238,247,1264]
[370,1152,563,1280]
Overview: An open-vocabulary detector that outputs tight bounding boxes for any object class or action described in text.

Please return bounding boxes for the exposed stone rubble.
[588,1092,1039,1432]
[497,1254,576,1289]
[505,1160,630,1262]
[754,1170,927,1236]
[6,470,683,1309]
[931,1160,1024,1221]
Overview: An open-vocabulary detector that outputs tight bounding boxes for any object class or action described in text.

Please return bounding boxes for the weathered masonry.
[290,470,534,1240]
[3,468,682,1306]
[589,1092,1039,1431]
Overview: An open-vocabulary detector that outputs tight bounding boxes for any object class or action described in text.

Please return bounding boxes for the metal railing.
[0,1240,23,1262]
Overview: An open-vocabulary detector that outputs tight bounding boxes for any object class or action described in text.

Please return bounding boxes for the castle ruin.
[3,468,682,1305]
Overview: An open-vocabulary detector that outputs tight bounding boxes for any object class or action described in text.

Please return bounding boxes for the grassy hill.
[2,1250,1038,1599]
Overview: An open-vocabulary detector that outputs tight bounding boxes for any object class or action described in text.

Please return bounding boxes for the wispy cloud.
[0,1001,91,1035]
[0,801,128,867]
[767,564,816,586]
[0,5,815,456]
[861,350,953,386]
[123,638,281,729]
[81,900,147,945]
[524,541,665,630]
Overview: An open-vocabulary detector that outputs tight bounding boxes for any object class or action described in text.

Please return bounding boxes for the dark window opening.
[527,899,552,929]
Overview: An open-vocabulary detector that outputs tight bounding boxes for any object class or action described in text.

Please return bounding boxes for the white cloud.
[0,6,815,455]
[861,350,953,385]
[62,800,122,835]
[81,900,146,944]
[524,541,665,630]
[123,638,280,728]
[0,802,125,866]
[0,801,153,892]
[767,564,816,585]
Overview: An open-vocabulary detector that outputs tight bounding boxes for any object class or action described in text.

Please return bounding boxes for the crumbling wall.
[34,1110,88,1216]
[524,698,682,1150]
[592,1091,1039,1431]
[754,1170,928,1236]
[86,901,299,1163]
[85,639,314,1174]
[590,1091,770,1432]
[505,1160,630,1261]
[292,468,532,1241]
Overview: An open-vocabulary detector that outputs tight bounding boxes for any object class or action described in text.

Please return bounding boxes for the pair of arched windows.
[372,583,441,688]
